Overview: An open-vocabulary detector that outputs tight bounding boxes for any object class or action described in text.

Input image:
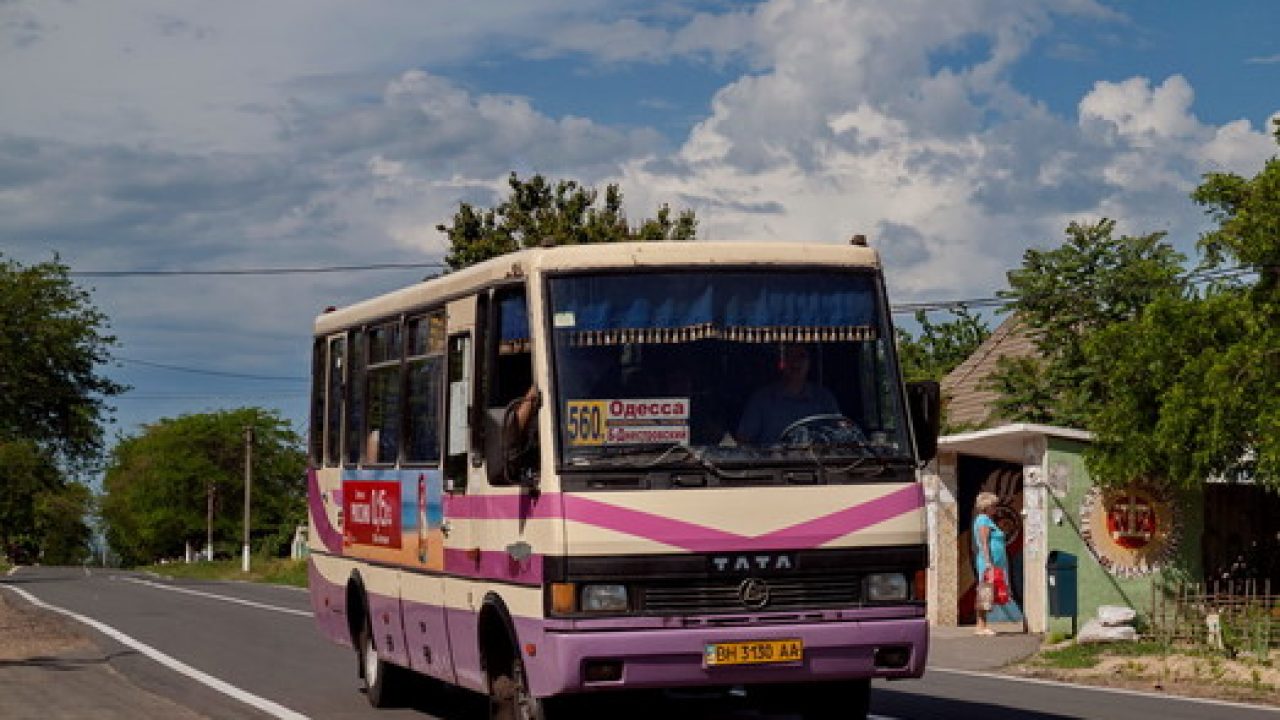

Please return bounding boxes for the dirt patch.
[1011,649,1280,708]
[0,588,93,660]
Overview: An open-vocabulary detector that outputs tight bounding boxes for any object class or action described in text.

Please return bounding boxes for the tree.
[0,254,125,464]
[895,308,991,383]
[1086,120,1280,490]
[986,219,1186,428]
[100,408,306,566]
[0,254,122,563]
[437,172,697,270]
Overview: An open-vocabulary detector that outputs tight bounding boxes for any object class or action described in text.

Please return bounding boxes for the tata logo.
[738,578,770,609]
[710,553,796,573]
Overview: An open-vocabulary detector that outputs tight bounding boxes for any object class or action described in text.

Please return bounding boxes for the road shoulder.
[0,578,208,720]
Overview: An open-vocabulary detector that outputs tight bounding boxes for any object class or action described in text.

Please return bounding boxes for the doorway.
[956,455,1025,625]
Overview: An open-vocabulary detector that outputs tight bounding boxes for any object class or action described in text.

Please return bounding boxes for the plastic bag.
[976,580,995,612]
[983,567,1010,606]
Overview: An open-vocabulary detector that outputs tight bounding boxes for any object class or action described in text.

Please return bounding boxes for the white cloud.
[616,1,1276,300]
[3,0,1279,435]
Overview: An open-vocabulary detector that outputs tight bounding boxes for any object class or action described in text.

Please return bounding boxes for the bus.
[307,241,939,719]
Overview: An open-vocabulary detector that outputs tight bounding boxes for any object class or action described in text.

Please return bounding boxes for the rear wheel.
[358,616,403,707]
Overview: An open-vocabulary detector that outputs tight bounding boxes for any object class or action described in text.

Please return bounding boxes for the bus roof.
[314,241,881,334]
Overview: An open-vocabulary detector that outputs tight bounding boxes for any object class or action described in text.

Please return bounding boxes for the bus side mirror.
[906,381,940,463]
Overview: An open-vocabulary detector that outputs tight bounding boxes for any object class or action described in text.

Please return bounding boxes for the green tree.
[100,408,306,566]
[895,308,991,383]
[1086,121,1280,490]
[0,254,122,562]
[987,219,1185,428]
[0,254,125,464]
[437,172,697,270]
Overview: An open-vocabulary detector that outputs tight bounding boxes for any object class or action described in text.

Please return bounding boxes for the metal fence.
[1151,579,1278,655]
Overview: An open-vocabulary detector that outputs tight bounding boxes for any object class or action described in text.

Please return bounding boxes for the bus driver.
[736,344,840,445]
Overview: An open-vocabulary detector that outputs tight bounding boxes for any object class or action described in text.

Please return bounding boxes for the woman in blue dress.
[973,491,1007,636]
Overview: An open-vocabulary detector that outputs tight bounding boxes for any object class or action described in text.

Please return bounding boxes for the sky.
[2,0,1277,450]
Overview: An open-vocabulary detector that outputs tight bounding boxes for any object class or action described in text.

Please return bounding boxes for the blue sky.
[1,0,1277,447]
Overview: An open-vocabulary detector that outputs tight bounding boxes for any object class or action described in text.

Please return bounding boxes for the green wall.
[1044,438,1203,637]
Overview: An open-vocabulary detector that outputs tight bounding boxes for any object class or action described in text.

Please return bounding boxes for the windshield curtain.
[548,269,909,468]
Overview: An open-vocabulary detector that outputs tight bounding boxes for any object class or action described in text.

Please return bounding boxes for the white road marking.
[1,584,310,720]
[930,666,1280,713]
[5,566,18,576]
[119,576,310,617]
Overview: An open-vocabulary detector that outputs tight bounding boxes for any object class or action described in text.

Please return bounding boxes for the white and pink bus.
[307,241,939,719]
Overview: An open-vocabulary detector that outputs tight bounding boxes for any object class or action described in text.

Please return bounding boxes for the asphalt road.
[2,566,1275,720]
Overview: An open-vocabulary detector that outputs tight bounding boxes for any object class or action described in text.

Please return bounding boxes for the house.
[921,317,1211,635]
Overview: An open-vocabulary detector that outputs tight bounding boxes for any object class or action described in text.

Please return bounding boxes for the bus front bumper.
[529,611,928,696]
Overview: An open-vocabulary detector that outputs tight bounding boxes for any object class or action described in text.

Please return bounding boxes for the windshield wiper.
[782,438,911,476]
[640,443,759,481]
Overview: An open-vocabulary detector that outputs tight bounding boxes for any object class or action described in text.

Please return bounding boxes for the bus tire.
[489,655,548,720]
[358,614,403,708]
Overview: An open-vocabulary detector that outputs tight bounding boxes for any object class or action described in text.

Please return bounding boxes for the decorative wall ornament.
[1079,482,1182,578]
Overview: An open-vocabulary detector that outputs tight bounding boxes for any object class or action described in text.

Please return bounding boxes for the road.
[1,566,1274,720]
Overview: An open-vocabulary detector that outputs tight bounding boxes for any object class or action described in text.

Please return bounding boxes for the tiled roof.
[940,314,1039,429]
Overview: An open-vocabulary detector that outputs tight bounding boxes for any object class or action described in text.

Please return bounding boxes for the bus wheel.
[358,617,402,707]
[489,656,547,720]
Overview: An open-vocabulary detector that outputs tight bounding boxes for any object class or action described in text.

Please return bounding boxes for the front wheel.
[490,656,550,720]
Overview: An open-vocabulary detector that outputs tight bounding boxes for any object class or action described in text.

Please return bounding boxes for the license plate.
[704,639,803,667]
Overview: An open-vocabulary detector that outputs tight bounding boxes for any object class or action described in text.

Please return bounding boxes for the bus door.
[440,295,484,689]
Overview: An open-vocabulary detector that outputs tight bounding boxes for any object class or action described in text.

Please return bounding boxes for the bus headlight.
[580,584,629,613]
[864,573,909,602]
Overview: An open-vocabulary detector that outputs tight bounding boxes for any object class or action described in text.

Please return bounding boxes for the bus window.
[345,327,365,466]
[309,339,324,464]
[444,333,472,492]
[366,320,403,464]
[324,335,344,466]
[405,311,446,464]
[486,287,536,484]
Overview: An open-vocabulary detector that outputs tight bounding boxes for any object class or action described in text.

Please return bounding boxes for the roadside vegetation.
[1019,639,1278,706]
[141,558,308,588]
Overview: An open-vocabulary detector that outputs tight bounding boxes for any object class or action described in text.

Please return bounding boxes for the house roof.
[940,314,1039,428]
[939,423,1092,464]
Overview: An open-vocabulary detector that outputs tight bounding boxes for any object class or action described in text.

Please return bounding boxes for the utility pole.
[206,484,214,561]
[243,426,254,573]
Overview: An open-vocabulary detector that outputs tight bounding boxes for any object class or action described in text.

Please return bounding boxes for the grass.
[141,557,308,588]
[1035,640,1170,670]
[0,560,10,575]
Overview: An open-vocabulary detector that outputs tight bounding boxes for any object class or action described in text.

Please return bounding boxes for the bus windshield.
[548,269,911,471]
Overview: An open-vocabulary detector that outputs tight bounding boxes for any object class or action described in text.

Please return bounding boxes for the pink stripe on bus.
[562,484,923,552]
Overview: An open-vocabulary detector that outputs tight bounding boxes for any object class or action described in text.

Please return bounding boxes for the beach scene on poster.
[340,468,445,569]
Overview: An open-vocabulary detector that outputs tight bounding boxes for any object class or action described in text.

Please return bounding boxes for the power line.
[117,356,307,382]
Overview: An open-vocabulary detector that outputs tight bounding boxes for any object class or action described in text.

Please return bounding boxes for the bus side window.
[405,311,445,464]
[486,287,536,485]
[309,339,325,465]
[324,335,344,467]
[444,333,472,492]
[366,320,403,464]
[345,328,365,466]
